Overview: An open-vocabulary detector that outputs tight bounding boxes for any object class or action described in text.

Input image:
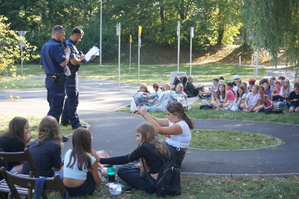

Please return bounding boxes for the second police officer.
[61,27,95,129]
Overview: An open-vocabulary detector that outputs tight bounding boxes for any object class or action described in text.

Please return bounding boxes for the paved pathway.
[0,71,298,177]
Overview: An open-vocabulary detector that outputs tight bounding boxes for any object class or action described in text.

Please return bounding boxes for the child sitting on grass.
[279,79,293,101]
[262,82,272,99]
[162,83,171,91]
[248,79,256,92]
[241,82,248,94]
[138,83,150,93]
[272,81,282,101]
[175,83,187,100]
[226,82,235,104]
[152,83,160,93]
[235,86,247,104]
[259,86,272,109]
[240,85,264,112]
[210,83,231,109]
[288,82,299,113]
[198,78,219,99]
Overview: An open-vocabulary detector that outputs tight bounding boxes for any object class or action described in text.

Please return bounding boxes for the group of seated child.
[130,82,188,112]
[185,75,299,113]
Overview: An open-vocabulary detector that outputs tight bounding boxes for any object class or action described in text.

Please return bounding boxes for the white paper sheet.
[84,46,99,62]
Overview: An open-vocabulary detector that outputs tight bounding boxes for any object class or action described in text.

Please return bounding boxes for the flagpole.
[129,34,132,73]
[138,26,142,85]
[190,27,194,76]
[99,0,102,66]
[177,22,180,72]
[116,23,121,91]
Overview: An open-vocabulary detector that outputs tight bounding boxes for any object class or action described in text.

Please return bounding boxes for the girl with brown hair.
[0,117,32,173]
[133,101,194,167]
[22,116,63,177]
[63,128,102,197]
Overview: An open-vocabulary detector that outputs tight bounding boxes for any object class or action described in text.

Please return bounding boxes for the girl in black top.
[0,117,32,173]
[99,123,170,194]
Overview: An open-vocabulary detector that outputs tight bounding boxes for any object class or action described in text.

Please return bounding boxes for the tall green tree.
[243,0,299,79]
[0,16,38,78]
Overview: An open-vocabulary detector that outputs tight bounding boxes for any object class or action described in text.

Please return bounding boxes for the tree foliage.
[243,1,299,65]
[0,0,244,62]
[0,16,38,79]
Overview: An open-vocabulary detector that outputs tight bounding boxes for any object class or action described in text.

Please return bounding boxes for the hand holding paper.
[84,46,99,62]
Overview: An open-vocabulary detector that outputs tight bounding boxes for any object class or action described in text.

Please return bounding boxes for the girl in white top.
[240,85,264,112]
[63,128,102,197]
[133,101,194,167]
[175,83,187,100]
[234,86,247,104]
[279,79,294,99]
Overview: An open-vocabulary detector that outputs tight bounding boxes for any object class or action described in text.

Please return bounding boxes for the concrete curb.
[181,172,299,178]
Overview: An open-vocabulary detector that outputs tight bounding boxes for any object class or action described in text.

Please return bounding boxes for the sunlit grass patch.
[190,130,280,150]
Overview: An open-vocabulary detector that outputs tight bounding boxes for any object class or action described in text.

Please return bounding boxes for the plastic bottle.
[107,165,115,182]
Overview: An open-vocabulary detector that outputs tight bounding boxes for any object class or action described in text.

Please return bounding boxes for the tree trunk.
[160,2,165,32]
[217,26,224,46]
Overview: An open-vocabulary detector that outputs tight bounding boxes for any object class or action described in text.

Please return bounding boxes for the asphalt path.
[0,77,298,177]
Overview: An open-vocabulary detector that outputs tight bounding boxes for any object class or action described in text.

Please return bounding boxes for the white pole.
[239,56,241,66]
[116,23,121,91]
[129,35,132,73]
[18,31,26,76]
[256,47,259,77]
[254,47,259,78]
[138,26,142,85]
[21,45,23,75]
[190,27,194,76]
[99,0,102,66]
[177,22,180,72]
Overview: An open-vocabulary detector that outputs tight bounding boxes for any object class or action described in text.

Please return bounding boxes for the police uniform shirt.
[40,38,67,75]
[66,38,80,69]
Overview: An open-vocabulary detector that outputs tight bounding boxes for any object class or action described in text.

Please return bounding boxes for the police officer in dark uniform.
[40,25,70,124]
[61,27,93,129]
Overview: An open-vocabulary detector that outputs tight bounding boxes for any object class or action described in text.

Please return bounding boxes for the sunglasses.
[53,25,66,32]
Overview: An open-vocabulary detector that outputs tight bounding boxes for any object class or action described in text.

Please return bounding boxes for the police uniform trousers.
[61,73,80,128]
[46,77,65,122]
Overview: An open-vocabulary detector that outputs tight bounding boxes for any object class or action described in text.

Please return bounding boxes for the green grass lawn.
[191,130,280,150]
[2,64,298,199]
[48,175,299,199]
[0,63,265,89]
[117,100,299,124]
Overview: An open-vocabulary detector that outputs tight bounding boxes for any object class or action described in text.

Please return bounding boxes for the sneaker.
[61,121,71,127]
[62,136,69,142]
[198,94,204,99]
[72,124,87,130]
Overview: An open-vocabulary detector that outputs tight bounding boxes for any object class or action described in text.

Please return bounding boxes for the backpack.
[264,107,284,114]
[143,143,181,197]
[200,104,213,110]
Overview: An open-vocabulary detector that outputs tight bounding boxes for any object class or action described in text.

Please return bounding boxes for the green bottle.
[107,165,115,182]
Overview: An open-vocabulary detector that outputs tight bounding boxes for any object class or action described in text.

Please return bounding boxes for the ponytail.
[181,113,194,129]
[166,101,194,129]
